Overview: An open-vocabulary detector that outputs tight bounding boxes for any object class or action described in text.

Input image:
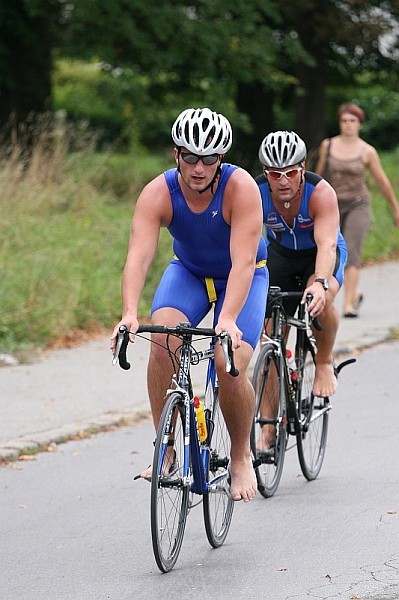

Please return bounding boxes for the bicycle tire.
[296,338,329,481]
[203,387,234,547]
[250,343,287,498]
[151,392,190,572]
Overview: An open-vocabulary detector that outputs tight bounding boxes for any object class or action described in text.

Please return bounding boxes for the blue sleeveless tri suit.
[255,170,347,315]
[151,164,268,348]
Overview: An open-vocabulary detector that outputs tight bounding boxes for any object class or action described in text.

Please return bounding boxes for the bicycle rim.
[250,344,287,498]
[296,343,329,480]
[151,392,190,572]
[203,389,234,547]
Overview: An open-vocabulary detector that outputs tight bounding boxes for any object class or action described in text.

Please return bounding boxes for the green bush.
[324,72,399,150]
[363,148,399,261]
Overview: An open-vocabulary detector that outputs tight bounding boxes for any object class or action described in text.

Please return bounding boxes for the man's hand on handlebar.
[110,315,139,354]
[215,315,242,351]
[218,331,239,377]
[302,282,327,318]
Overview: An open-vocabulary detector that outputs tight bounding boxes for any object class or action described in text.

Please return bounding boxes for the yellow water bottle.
[194,396,207,442]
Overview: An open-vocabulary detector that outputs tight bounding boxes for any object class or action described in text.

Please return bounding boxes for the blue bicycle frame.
[157,333,218,495]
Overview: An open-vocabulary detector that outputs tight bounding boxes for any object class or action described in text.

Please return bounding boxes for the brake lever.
[305,293,322,331]
[219,331,239,377]
[112,325,131,370]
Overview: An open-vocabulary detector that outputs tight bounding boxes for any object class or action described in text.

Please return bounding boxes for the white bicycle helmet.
[171,108,232,155]
[259,131,307,168]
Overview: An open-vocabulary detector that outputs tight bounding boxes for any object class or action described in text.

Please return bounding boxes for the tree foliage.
[58,0,304,165]
[1,0,399,163]
[278,0,399,149]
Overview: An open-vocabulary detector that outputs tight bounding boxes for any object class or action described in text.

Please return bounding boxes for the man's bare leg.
[312,280,340,397]
[216,341,257,502]
[256,321,289,451]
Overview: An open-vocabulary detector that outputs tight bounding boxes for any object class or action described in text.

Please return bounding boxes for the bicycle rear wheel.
[203,387,234,548]
[250,343,287,498]
[151,392,190,573]
[296,339,330,480]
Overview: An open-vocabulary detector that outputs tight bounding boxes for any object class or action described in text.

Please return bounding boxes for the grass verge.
[1,128,398,353]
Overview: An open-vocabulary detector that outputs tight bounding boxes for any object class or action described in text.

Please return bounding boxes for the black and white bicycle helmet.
[171,108,232,155]
[259,131,307,168]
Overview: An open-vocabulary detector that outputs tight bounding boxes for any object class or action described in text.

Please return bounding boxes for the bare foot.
[134,465,152,481]
[229,455,257,502]
[313,362,337,397]
[134,448,175,482]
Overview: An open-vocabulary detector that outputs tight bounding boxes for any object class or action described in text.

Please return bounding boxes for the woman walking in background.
[316,102,399,318]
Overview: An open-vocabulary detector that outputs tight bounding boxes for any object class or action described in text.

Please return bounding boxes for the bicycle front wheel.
[296,341,329,481]
[151,392,190,573]
[250,343,287,498]
[203,388,234,548]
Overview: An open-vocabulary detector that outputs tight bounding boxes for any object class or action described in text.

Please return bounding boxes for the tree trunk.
[0,1,59,132]
[294,59,326,169]
[234,83,275,175]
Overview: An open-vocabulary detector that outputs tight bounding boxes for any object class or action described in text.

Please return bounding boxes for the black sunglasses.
[180,151,219,165]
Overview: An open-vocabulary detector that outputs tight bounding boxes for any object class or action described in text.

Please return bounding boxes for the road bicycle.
[113,322,237,572]
[250,286,355,498]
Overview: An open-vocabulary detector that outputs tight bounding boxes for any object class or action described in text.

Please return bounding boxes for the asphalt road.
[1,340,398,600]
[2,260,399,461]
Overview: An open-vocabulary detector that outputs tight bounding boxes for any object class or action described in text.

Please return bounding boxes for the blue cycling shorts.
[151,259,269,349]
[266,237,348,316]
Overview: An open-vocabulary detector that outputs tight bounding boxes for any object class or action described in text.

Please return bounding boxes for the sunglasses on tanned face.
[264,167,302,181]
[180,151,219,165]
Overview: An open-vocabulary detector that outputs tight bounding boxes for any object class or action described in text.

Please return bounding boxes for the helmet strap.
[198,164,221,195]
[176,147,182,174]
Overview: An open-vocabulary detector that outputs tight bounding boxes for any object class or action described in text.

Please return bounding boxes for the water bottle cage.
[205,409,214,443]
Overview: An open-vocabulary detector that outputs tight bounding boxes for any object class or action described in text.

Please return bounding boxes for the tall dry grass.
[0,117,172,351]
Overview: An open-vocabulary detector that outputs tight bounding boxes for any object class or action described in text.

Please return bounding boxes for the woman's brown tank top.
[327,149,369,202]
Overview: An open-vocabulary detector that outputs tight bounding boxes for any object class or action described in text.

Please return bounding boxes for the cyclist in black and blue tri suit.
[256,131,347,408]
[111,108,268,502]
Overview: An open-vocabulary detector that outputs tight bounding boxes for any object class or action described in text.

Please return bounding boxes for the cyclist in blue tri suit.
[256,131,347,411]
[111,108,268,502]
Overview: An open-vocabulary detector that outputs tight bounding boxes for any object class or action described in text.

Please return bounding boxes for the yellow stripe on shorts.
[173,255,265,304]
[205,277,217,303]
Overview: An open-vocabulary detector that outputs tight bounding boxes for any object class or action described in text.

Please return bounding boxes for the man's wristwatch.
[314,278,329,291]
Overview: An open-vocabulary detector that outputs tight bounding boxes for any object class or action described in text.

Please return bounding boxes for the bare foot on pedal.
[313,362,337,397]
[229,455,257,502]
[134,465,152,482]
[133,447,176,482]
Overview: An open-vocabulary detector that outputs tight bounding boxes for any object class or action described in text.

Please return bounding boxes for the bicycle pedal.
[257,448,275,464]
[159,476,182,488]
